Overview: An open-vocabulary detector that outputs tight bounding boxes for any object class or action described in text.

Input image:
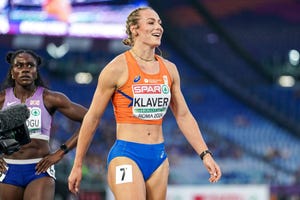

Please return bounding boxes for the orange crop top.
[112,51,172,125]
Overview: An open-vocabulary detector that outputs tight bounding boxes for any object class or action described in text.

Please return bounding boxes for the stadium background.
[1,0,300,199]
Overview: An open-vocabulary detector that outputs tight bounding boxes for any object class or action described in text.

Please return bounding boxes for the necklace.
[131,49,155,62]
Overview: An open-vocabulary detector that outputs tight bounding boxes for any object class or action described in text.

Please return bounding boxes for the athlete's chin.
[152,41,161,48]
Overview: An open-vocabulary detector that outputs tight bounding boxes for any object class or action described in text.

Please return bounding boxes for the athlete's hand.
[35,152,63,174]
[68,166,82,194]
[0,157,7,173]
[202,155,221,183]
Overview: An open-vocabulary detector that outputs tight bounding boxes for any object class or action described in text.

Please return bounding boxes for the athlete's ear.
[130,25,138,37]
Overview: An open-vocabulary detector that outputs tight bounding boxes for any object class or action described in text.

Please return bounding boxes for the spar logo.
[133,84,169,94]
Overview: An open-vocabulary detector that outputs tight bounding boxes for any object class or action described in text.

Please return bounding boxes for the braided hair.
[1,49,47,90]
[122,7,152,47]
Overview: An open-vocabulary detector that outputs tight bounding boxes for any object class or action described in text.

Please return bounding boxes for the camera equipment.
[0,104,31,155]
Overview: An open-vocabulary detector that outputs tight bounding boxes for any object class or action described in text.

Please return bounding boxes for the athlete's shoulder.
[109,52,126,64]
[102,52,127,75]
[43,88,69,102]
[157,55,177,76]
[157,55,176,66]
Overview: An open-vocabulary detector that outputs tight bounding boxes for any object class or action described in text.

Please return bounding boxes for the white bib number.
[115,165,133,184]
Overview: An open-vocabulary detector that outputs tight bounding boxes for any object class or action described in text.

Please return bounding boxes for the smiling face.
[133,8,164,48]
[11,52,38,87]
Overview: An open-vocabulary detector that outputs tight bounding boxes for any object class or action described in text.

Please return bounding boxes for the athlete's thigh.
[23,177,55,200]
[107,157,146,200]
[146,158,169,200]
[0,183,24,200]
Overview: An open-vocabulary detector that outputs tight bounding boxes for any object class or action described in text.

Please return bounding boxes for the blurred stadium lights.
[46,43,69,59]
[0,15,9,34]
[19,21,68,36]
[75,72,93,84]
[288,49,300,66]
[0,0,8,10]
[278,75,295,87]
[68,22,125,38]
[1,0,148,39]
[0,0,147,81]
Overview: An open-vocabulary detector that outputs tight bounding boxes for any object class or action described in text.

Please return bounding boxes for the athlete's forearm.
[73,115,100,167]
[177,114,209,155]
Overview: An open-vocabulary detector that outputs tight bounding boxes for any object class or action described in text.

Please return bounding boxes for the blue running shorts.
[107,140,167,180]
[0,158,56,188]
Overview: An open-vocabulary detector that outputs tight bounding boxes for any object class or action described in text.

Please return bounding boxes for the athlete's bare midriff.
[116,123,164,144]
[3,139,50,159]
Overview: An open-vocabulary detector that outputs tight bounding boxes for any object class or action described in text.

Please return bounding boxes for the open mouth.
[152,33,161,37]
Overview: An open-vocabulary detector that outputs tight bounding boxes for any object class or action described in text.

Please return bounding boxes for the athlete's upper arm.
[88,55,127,119]
[165,60,190,119]
[43,89,87,122]
[0,90,6,109]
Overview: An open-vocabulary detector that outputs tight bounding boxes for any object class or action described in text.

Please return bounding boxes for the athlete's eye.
[13,62,36,68]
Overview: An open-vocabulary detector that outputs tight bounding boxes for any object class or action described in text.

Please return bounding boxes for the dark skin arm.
[35,89,87,174]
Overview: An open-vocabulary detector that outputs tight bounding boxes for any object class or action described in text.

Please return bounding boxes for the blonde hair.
[122,7,152,47]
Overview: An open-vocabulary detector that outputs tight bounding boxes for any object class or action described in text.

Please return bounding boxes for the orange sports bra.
[112,51,172,125]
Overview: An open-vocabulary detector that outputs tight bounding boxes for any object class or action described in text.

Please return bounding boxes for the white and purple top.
[3,86,52,141]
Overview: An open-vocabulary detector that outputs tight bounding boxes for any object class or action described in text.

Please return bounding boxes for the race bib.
[26,107,42,135]
[116,164,132,184]
[132,84,170,120]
